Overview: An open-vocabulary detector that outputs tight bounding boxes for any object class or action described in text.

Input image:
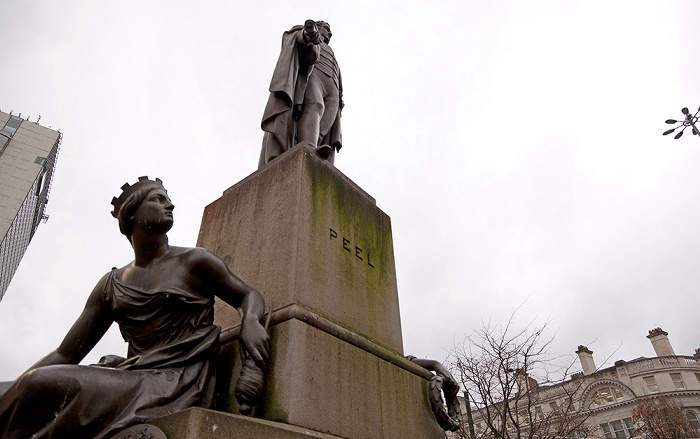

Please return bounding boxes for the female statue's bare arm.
[30,273,114,370]
[191,249,270,366]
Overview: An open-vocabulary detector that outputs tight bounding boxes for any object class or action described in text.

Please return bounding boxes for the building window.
[687,411,700,430]
[623,418,636,437]
[535,405,544,421]
[643,376,659,393]
[0,133,10,154]
[600,418,635,439]
[670,373,686,389]
[0,116,22,137]
[695,372,700,386]
[611,420,628,439]
[0,116,21,156]
[550,401,561,414]
[591,386,625,406]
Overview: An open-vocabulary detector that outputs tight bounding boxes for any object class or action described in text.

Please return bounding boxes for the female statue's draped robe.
[0,269,220,439]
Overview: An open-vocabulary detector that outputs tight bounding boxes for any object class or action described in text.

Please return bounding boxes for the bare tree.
[632,396,695,439]
[448,313,591,439]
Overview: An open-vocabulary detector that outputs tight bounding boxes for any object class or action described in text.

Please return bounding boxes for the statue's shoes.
[316,144,332,159]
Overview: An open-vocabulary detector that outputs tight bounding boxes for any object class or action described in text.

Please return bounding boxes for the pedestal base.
[150,407,344,439]
[213,305,444,439]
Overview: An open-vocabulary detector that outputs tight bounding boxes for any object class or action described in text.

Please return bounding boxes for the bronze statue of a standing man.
[259,20,343,168]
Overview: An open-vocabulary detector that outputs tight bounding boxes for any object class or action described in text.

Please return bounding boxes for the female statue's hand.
[239,317,270,367]
[433,364,460,397]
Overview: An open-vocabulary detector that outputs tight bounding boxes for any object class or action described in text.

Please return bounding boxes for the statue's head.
[315,21,332,43]
[111,176,173,242]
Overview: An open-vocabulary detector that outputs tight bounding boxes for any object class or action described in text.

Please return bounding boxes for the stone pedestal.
[192,145,444,438]
[150,408,345,439]
[198,144,402,352]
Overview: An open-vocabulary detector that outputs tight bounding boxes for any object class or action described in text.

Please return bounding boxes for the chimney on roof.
[576,345,596,375]
[513,368,538,395]
[647,328,675,357]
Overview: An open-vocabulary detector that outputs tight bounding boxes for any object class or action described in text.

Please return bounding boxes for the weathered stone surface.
[197,144,403,353]
[0,382,11,397]
[149,407,345,439]
[215,316,444,439]
[194,145,444,438]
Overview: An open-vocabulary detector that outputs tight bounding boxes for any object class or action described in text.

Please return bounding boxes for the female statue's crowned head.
[111,176,174,242]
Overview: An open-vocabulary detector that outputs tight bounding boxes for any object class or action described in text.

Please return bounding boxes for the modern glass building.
[0,110,61,301]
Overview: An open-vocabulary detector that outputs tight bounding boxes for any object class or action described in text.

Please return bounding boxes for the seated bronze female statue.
[0,177,270,439]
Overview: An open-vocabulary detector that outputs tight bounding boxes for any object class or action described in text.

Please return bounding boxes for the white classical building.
[460,328,700,439]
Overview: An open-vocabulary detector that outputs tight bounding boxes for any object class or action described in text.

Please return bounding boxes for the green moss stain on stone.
[302,149,401,351]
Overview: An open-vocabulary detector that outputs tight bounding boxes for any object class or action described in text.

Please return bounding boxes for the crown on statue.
[111,176,165,218]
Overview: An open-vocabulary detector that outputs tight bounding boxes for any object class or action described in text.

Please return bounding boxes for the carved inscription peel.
[329,228,375,268]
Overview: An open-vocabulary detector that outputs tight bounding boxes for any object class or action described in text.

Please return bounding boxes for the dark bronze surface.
[109,424,167,439]
[0,178,269,439]
[259,20,343,168]
[406,356,462,431]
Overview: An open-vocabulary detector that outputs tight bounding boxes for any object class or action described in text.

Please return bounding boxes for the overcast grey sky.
[1,1,699,381]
